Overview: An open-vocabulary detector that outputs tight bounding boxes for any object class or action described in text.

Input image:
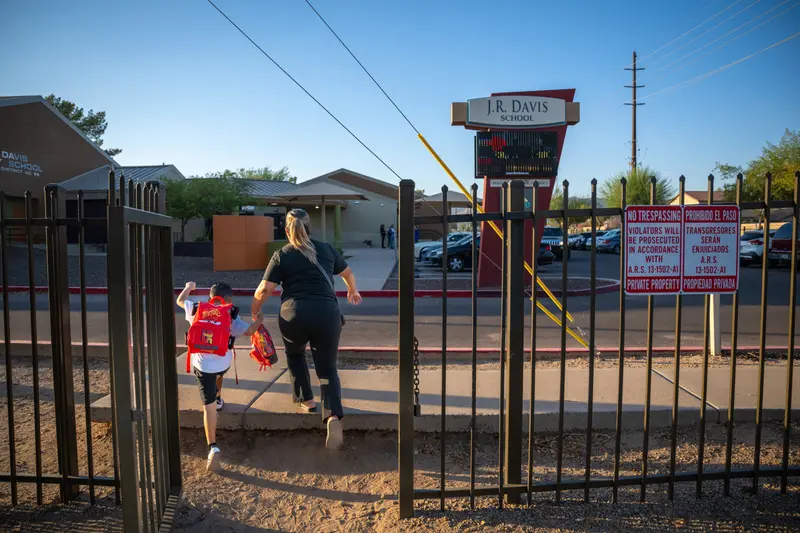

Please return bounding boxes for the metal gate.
[396,173,800,518]
[1,171,181,532]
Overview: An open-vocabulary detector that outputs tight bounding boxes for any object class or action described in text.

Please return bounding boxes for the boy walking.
[177,281,263,472]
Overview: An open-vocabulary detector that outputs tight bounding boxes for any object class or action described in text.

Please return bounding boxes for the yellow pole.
[417,134,589,349]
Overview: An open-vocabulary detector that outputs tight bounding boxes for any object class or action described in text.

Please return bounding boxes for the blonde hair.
[286,210,317,264]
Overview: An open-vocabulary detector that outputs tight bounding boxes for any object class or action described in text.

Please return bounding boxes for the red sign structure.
[624,206,683,295]
[623,205,740,295]
[682,205,739,294]
[477,89,575,287]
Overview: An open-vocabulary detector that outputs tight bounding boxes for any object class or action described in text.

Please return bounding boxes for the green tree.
[164,179,195,241]
[234,166,297,183]
[549,184,591,231]
[717,129,800,202]
[165,177,250,240]
[45,94,122,156]
[600,165,676,207]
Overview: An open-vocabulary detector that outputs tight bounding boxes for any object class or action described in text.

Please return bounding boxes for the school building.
[1,94,470,249]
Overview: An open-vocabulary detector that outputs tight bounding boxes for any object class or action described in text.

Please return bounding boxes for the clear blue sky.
[3,0,798,196]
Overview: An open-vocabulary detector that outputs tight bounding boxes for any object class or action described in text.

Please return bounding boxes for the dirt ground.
[1,355,799,532]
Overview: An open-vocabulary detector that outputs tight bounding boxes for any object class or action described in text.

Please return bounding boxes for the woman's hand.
[347,290,362,306]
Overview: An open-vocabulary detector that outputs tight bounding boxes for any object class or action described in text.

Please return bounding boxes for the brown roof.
[682,190,726,203]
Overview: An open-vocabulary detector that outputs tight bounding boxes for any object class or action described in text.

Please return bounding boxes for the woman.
[380,224,386,249]
[252,209,362,450]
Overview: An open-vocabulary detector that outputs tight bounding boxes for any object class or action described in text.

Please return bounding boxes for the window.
[543,227,562,237]
[773,223,793,239]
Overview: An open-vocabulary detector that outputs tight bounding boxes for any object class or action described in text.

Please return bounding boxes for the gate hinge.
[131,409,144,422]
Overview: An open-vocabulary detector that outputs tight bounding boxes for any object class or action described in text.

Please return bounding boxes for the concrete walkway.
[90,355,800,433]
[335,247,396,291]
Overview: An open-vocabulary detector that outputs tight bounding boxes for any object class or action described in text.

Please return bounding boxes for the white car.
[415,232,469,261]
[740,230,775,266]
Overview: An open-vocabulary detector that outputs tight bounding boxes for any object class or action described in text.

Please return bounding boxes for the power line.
[671,1,799,73]
[303,0,421,136]
[641,30,800,101]
[654,0,792,72]
[205,0,405,182]
[631,0,744,66]
[647,0,763,66]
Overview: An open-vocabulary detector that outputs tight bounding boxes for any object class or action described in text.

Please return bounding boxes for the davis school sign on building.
[466,96,567,129]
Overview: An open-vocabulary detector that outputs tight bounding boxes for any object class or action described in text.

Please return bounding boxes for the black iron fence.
[0,172,182,532]
[397,172,800,518]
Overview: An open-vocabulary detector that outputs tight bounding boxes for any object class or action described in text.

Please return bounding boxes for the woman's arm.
[176,281,195,308]
[252,280,278,316]
[338,267,362,305]
[243,312,264,336]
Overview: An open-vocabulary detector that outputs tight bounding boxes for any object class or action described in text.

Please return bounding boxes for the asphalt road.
[2,252,798,349]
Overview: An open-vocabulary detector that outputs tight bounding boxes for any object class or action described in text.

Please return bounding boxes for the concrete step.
[90,354,800,433]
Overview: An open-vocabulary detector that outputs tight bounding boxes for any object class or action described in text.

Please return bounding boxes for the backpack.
[249,324,278,371]
[185,297,236,373]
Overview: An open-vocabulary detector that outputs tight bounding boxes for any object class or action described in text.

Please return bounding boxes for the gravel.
[1,354,799,532]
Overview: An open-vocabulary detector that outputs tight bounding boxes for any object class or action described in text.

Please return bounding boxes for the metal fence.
[0,172,181,532]
[396,172,800,518]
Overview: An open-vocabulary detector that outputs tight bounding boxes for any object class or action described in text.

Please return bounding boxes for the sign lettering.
[623,205,740,295]
[467,96,567,129]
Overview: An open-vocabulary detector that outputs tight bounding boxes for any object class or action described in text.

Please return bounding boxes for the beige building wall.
[300,177,396,246]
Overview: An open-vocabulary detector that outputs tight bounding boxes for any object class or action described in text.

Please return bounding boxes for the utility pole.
[625,51,645,169]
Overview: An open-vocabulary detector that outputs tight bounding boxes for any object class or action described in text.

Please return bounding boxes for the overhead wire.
[205,0,588,344]
[630,0,744,66]
[671,1,800,73]
[641,30,800,101]
[301,0,588,338]
[653,0,793,72]
[205,0,404,183]
[646,0,764,67]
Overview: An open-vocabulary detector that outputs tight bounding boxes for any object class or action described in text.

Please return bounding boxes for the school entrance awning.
[277,182,369,242]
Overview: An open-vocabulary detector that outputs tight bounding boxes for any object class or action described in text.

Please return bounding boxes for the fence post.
[504,180,525,504]
[709,294,722,357]
[44,184,79,502]
[398,179,416,518]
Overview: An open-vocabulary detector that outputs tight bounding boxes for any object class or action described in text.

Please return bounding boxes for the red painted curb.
[6,283,621,299]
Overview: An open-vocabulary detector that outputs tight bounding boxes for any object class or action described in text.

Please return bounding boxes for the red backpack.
[185,296,234,373]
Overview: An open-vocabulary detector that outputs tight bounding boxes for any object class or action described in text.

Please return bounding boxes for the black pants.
[381,234,386,248]
[279,300,343,420]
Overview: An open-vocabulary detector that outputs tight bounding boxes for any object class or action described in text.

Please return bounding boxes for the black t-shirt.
[263,240,348,304]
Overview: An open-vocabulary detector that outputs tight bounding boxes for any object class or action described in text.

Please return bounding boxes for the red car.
[767,222,797,267]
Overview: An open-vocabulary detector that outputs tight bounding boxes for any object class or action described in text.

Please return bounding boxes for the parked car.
[767,223,797,267]
[430,235,479,272]
[541,227,570,260]
[596,229,621,254]
[415,232,469,261]
[568,234,583,249]
[577,230,608,250]
[739,230,775,266]
[429,236,554,271]
[537,242,556,265]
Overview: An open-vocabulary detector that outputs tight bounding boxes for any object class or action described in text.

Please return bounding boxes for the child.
[177,281,263,472]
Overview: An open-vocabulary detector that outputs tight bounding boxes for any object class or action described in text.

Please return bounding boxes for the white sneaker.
[216,397,224,411]
[326,417,343,451]
[207,446,221,472]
